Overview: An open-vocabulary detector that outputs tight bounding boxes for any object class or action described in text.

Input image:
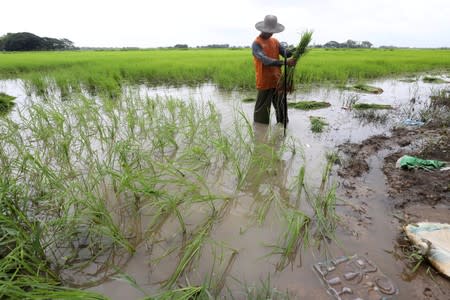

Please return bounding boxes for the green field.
[0,48,449,94]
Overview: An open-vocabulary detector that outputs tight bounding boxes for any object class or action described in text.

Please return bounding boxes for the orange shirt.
[253,36,281,90]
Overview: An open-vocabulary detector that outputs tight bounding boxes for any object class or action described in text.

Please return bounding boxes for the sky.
[1,0,449,48]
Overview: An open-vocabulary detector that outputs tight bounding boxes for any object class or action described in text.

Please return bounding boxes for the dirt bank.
[337,125,449,300]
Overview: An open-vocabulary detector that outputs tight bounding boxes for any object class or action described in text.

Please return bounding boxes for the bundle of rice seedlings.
[277,30,313,94]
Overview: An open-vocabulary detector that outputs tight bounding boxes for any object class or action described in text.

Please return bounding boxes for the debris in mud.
[404,222,450,277]
[383,128,450,209]
[395,155,446,170]
[314,255,398,299]
[402,119,425,127]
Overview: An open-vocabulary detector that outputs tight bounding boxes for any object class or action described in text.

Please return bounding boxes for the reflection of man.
[252,15,295,124]
[243,124,289,195]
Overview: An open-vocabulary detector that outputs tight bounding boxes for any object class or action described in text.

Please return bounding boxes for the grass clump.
[309,116,328,133]
[0,92,16,114]
[288,100,331,110]
[352,103,393,110]
[423,76,448,83]
[351,84,384,94]
[430,89,450,108]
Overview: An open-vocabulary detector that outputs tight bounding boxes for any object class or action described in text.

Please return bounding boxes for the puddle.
[1,76,448,299]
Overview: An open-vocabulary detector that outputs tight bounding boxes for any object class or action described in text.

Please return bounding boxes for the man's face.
[260,32,273,39]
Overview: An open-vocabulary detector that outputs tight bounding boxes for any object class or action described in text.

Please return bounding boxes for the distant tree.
[361,41,373,48]
[0,36,5,50]
[346,39,358,48]
[323,39,373,49]
[324,41,340,48]
[174,44,188,49]
[0,32,76,51]
[2,32,43,51]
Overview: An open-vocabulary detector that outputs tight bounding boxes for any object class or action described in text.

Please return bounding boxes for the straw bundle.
[278,30,313,94]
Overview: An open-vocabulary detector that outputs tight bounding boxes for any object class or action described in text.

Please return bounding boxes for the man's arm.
[252,42,283,66]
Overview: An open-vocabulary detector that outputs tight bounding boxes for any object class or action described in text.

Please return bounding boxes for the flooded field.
[0,75,449,299]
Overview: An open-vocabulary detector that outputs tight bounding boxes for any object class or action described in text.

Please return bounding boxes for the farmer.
[252,15,295,124]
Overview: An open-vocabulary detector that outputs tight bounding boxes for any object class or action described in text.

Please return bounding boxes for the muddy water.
[1,76,449,299]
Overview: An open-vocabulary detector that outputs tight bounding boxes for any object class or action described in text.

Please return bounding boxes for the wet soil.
[337,125,450,300]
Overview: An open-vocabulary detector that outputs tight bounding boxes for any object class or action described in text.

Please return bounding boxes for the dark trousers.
[254,88,286,124]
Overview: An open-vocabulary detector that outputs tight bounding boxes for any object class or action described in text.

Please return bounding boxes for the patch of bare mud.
[336,126,450,300]
[383,128,449,209]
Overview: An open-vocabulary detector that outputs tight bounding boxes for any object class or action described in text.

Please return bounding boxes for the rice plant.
[309,116,328,133]
[277,30,314,94]
[0,92,16,114]
[272,209,311,271]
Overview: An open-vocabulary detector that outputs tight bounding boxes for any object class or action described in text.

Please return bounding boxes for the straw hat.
[255,15,285,33]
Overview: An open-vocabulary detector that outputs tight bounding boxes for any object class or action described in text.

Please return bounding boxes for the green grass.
[423,76,448,83]
[351,84,384,94]
[0,48,450,93]
[288,101,331,110]
[352,103,393,110]
[0,92,16,113]
[309,116,328,133]
[430,89,450,107]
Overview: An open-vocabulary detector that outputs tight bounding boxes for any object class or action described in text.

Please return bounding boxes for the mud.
[336,125,450,300]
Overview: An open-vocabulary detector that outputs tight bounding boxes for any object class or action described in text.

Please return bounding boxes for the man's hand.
[287,58,296,67]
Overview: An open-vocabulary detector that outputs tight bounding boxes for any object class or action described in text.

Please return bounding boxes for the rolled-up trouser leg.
[254,88,276,124]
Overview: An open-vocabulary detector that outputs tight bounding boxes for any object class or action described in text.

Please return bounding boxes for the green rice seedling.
[252,188,277,226]
[0,181,108,299]
[2,48,450,91]
[292,165,305,209]
[206,246,239,298]
[351,84,384,94]
[430,89,450,108]
[287,100,331,110]
[278,31,314,93]
[224,110,255,189]
[162,213,216,289]
[145,286,208,300]
[352,103,393,110]
[0,92,16,114]
[309,116,328,133]
[423,76,448,83]
[353,109,390,125]
[319,151,339,195]
[240,274,292,300]
[270,209,310,271]
[308,154,340,245]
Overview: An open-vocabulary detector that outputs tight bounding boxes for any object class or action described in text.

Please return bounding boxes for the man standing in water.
[252,15,295,124]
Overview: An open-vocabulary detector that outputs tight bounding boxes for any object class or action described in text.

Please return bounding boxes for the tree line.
[0,32,77,51]
[317,39,373,48]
